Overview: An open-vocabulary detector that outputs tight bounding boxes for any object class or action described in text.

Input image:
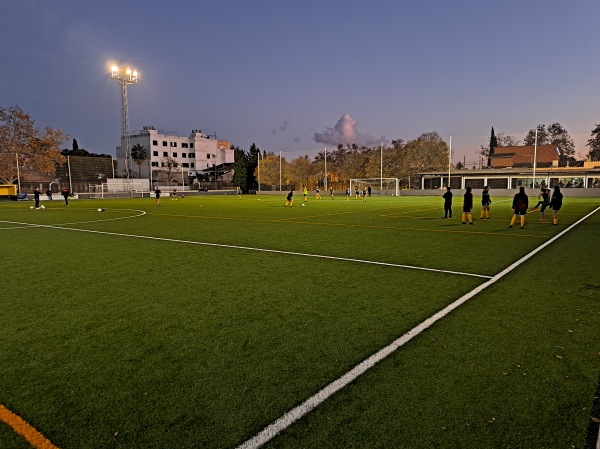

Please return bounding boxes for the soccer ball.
[302,204,305,207]
[30,205,34,209]
[40,205,45,209]
[97,208,104,212]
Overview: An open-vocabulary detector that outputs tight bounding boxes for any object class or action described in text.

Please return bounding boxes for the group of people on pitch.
[443,185,563,229]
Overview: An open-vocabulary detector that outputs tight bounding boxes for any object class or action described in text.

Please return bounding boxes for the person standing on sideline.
[443,186,453,218]
[237,186,242,198]
[154,187,161,205]
[284,189,294,207]
[34,187,40,209]
[61,186,70,205]
[510,186,529,229]
[462,186,474,224]
[330,187,334,199]
[480,186,491,219]
[46,188,52,200]
[368,185,372,197]
[550,185,563,225]
[303,185,308,202]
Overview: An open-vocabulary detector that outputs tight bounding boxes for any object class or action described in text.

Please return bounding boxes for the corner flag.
[556,146,561,155]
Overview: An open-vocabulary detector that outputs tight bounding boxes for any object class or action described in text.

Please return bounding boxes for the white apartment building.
[116,126,234,185]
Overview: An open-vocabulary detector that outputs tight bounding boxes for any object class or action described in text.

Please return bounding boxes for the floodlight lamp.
[126,68,132,75]
[111,66,119,77]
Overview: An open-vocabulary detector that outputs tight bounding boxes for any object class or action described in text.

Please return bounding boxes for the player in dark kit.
[443,187,453,218]
[154,187,161,205]
[461,186,474,224]
[530,187,551,221]
[510,186,529,229]
[61,187,70,205]
[284,190,294,207]
[550,185,563,225]
[480,186,491,219]
[34,187,40,209]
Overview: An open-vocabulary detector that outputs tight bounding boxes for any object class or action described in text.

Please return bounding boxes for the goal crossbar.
[349,178,400,196]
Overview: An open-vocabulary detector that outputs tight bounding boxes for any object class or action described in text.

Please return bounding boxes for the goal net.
[349,178,399,196]
[89,184,104,199]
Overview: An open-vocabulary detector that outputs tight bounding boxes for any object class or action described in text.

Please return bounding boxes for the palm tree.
[131,144,147,178]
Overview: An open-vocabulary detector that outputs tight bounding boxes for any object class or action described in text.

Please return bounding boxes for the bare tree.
[0,105,66,184]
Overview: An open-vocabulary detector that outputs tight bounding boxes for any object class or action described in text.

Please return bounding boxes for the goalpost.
[89,184,104,199]
[349,178,400,196]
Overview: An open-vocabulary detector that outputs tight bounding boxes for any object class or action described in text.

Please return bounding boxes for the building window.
[207,154,211,159]
[161,162,165,167]
[190,143,194,148]
[151,162,159,167]
[163,152,168,157]
[182,163,189,168]
[152,140,158,146]
[182,143,188,148]
[153,151,158,156]
[173,152,178,158]
[162,141,167,146]
[182,153,187,158]
[190,163,195,168]
[170,142,177,147]
[189,153,195,158]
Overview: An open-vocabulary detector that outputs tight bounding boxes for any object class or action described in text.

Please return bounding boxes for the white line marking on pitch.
[235,206,600,449]
[0,219,490,279]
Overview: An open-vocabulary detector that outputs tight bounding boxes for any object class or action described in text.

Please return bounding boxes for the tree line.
[232,132,451,192]
[3,105,600,189]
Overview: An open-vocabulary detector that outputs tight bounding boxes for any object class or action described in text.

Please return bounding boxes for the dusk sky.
[2,0,599,166]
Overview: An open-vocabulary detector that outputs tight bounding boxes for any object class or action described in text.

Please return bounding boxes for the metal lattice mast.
[120,79,132,187]
[111,66,138,190]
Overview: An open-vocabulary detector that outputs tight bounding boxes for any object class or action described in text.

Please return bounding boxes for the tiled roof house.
[489,145,560,168]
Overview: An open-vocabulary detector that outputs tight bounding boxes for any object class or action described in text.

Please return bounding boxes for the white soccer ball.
[97,208,103,212]
[302,204,305,207]
[40,205,45,209]
[30,205,34,209]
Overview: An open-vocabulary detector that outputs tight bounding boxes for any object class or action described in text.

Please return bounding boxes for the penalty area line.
[0,404,61,449]
[236,206,600,449]
[0,220,490,279]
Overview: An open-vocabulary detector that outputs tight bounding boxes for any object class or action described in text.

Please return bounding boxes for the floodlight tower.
[111,65,138,188]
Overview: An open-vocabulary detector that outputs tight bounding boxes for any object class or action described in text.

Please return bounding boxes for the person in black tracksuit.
[480,186,491,219]
[550,185,563,226]
[510,186,528,229]
[462,186,474,224]
[531,187,551,221]
[443,187,453,218]
[34,187,40,209]
[61,187,70,205]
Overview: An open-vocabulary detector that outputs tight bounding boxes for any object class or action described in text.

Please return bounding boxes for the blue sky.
[2,0,599,165]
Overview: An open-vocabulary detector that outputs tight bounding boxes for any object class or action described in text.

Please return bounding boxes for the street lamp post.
[110,65,138,191]
[257,152,263,192]
[212,154,217,190]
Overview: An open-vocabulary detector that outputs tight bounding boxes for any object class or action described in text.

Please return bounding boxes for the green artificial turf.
[1,194,599,448]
